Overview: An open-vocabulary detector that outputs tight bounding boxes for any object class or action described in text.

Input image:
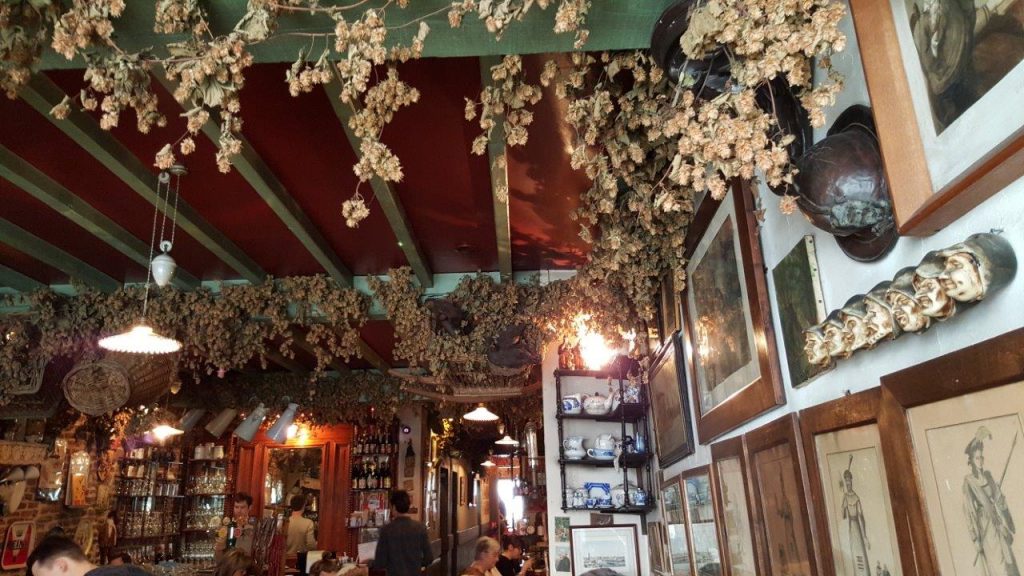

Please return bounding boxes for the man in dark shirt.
[495,537,534,576]
[27,535,150,576]
[371,490,433,576]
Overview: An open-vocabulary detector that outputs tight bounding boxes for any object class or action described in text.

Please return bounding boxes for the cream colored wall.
[543,1,1024,572]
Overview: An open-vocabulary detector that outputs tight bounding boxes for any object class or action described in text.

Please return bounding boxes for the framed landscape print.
[649,332,695,467]
[879,327,1024,576]
[682,466,724,576]
[711,437,760,576]
[849,0,1024,235]
[747,413,819,576]
[771,236,828,388]
[569,525,640,576]
[661,476,692,576]
[799,389,905,576]
[681,180,785,442]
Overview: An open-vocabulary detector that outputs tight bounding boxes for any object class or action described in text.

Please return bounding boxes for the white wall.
[659,0,1024,477]
[543,1,1024,570]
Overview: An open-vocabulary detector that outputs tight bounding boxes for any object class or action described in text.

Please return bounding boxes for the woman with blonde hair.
[462,537,501,576]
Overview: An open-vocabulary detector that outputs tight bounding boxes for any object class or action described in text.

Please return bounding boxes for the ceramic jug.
[561,394,583,415]
[563,436,585,460]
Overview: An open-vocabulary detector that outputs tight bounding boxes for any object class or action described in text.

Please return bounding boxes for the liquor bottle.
[226,518,238,549]
[353,432,361,456]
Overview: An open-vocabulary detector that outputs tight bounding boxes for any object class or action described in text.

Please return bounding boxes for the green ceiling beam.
[0,144,201,291]
[479,56,513,281]
[0,217,120,292]
[322,81,433,289]
[0,265,46,293]
[264,349,307,373]
[18,74,266,284]
[37,1,673,70]
[358,340,390,372]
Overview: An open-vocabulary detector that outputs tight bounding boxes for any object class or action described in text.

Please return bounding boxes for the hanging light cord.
[141,169,182,321]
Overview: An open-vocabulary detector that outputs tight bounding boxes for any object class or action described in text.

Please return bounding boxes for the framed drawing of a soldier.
[681,180,785,443]
[848,0,1024,235]
[799,389,906,576]
[711,436,761,576]
[880,327,1024,576]
[746,413,819,576]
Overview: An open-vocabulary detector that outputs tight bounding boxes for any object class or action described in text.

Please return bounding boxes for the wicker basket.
[62,354,175,415]
[62,360,131,416]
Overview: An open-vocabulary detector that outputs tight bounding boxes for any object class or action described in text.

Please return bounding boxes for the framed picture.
[799,389,906,576]
[710,436,760,576]
[569,524,641,576]
[553,544,572,574]
[878,327,1024,576]
[555,516,571,543]
[589,513,614,527]
[661,476,692,576]
[661,273,682,340]
[648,521,670,576]
[649,331,695,467]
[681,180,785,442]
[771,235,828,387]
[1,522,33,570]
[746,413,820,576]
[682,466,724,576]
[849,0,1024,235]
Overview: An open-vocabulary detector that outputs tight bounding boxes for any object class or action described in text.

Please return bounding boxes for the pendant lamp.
[99,167,185,354]
[234,403,268,442]
[463,404,499,422]
[266,403,299,443]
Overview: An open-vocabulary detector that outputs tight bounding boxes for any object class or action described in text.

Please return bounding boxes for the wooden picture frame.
[799,389,907,576]
[878,327,1024,576]
[848,0,1024,235]
[745,413,820,576]
[661,474,692,576]
[710,436,761,576]
[569,524,641,576]
[649,331,695,467]
[681,465,725,576]
[771,235,828,388]
[681,180,785,442]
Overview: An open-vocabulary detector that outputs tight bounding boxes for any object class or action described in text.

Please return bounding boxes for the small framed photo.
[879,327,1024,576]
[799,389,906,576]
[746,413,819,576]
[710,436,760,576]
[569,525,641,576]
[682,466,724,576]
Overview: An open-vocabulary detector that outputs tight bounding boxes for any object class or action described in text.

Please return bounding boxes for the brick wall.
[1,416,117,576]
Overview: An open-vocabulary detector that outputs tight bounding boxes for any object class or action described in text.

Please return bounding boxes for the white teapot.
[593,433,617,450]
[582,392,614,415]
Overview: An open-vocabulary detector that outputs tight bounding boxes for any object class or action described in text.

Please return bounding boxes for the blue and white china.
[592,433,617,451]
[582,392,614,415]
[563,436,585,460]
[586,448,615,460]
[561,394,582,414]
[584,482,612,508]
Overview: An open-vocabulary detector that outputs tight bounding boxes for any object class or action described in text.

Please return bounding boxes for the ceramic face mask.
[912,273,956,319]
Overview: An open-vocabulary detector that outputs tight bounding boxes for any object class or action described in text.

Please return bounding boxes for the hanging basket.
[62,360,131,416]
[62,354,174,416]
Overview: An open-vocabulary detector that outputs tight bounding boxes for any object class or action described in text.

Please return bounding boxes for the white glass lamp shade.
[178,409,207,432]
[233,403,268,442]
[98,324,181,354]
[151,252,177,287]
[205,408,238,438]
[150,424,184,442]
[266,403,299,443]
[495,435,519,446]
[463,404,499,422]
[481,459,496,467]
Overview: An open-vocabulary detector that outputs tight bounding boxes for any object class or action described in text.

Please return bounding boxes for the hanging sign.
[1,522,34,570]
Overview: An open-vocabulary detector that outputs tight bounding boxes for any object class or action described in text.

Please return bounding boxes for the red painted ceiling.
[1,57,594,370]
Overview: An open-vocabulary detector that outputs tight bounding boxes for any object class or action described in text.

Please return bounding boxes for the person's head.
[308,560,340,576]
[108,553,131,566]
[842,469,854,491]
[233,492,254,520]
[966,438,986,473]
[473,537,500,569]
[106,511,117,522]
[390,490,411,514]
[214,549,254,576]
[502,537,524,560]
[27,536,91,576]
[290,494,307,513]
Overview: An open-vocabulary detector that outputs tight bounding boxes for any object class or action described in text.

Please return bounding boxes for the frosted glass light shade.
[266,403,299,443]
[463,404,499,422]
[98,324,181,354]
